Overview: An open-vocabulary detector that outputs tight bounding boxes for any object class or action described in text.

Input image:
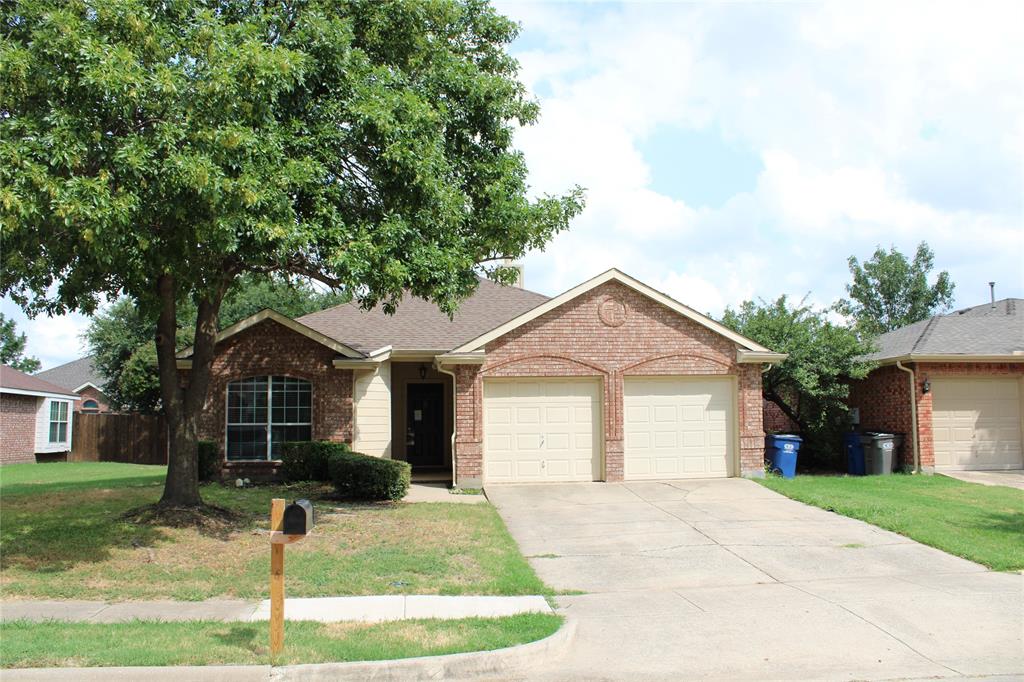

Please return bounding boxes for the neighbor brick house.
[0,365,78,464]
[177,269,786,487]
[36,355,112,413]
[849,298,1024,472]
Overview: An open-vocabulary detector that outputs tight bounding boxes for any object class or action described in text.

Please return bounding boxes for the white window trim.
[225,376,313,462]
[48,400,69,444]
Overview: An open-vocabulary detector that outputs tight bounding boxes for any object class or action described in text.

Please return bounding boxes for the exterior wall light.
[922,378,931,394]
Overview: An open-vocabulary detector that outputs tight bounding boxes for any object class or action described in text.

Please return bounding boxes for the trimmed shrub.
[328,450,411,501]
[280,441,349,482]
[197,441,221,482]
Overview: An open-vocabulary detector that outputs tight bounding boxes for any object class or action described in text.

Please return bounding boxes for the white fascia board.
[176,309,364,359]
[737,350,789,364]
[449,268,774,354]
[73,382,103,393]
[874,353,1024,365]
[0,387,78,400]
[435,351,486,365]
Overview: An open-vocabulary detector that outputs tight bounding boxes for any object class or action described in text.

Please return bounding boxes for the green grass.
[0,613,563,668]
[758,473,1024,571]
[1,462,549,601]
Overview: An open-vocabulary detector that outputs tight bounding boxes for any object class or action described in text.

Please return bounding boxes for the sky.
[4,0,1023,371]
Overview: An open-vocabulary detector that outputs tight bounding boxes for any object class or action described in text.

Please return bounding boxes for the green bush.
[328,450,411,501]
[280,441,349,482]
[197,441,220,482]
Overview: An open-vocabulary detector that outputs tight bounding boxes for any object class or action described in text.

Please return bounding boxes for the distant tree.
[86,275,349,412]
[722,296,876,463]
[0,313,41,373]
[2,0,582,508]
[836,242,955,335]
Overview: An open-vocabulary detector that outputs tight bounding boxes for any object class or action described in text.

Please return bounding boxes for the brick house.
[177,269,786,487]
[36,356,112,413]
[0,364,78,464]
[848,298,1024,472]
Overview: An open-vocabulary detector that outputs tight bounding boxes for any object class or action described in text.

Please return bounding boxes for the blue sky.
[4,0,1023,370]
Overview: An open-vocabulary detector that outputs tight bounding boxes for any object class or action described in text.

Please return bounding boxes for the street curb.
[1,619,576,682]
[273,617,576,681]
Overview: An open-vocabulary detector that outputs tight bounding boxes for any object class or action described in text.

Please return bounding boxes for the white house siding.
[352,362,392,458]
[34,397,73,454]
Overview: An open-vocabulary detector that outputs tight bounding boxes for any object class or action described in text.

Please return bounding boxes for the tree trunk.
[155,272,228,508]
[764,387,809,434]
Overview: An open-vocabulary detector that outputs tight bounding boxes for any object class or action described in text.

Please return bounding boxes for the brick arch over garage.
[450,280,766,485]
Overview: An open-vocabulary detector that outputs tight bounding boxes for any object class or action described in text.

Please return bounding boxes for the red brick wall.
[452,281,766,483]
[1,394,38,464]
[189,319,354,459]
[75,385,111,413]
[849,361,1024,470]
[763,398,799,434]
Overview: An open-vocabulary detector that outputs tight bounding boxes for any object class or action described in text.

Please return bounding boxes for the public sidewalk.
[0,595,551,624]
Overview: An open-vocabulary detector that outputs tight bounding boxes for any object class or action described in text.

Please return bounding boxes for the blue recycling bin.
[844,431,866,476]
[765,434,802,479]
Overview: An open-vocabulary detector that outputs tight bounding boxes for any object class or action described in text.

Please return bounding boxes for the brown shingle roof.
[1,364,79,397]
[297,278,549,353]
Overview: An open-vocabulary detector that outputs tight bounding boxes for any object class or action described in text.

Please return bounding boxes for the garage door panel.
[624,377,734,480]
[484,378,601,483]
[932,378,1023,470]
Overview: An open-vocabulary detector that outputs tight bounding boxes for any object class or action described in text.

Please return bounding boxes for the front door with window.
[406,383,444,468]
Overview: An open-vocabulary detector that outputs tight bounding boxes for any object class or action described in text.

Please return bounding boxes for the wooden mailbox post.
[269,498,313,655]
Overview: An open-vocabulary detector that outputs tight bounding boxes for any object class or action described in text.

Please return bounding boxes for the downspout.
[895,361,921,473]
[434,360,459,488]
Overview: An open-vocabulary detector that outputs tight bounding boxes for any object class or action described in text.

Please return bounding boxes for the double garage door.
[932,378,1023,470]
[483,376,733,483]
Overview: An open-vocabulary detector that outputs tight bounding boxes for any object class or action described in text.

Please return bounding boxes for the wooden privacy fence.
[71,412,168,465]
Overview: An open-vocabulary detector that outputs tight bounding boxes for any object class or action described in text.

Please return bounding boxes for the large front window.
[226,376,312,460]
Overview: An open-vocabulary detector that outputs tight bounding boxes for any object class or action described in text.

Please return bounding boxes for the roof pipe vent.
[989,281,996,307]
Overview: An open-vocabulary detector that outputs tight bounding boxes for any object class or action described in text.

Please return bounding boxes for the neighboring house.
[849,298,1024,472]
[36,356,111,413]
[177,269,785,486]
[0,364,78,464]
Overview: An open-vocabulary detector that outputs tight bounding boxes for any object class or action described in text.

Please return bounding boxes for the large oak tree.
[1,0,583,507]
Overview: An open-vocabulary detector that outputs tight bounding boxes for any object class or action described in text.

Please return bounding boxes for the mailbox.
[282,499,314,536]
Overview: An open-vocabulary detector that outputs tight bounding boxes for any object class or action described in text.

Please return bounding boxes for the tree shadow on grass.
[211,624,263,651]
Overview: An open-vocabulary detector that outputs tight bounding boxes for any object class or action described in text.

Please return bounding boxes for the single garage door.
[932,378,1023,470]
[483,378,601,483]
[624,377,733,479]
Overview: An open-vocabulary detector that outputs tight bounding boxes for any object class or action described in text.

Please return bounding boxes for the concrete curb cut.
[273,617,576,681]
[1,619,576,682]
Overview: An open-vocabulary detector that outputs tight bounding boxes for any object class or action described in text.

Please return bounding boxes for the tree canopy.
[0,313,41,372]
[1,0,583,507]
[836,242,955,335]
[723,295,876,463]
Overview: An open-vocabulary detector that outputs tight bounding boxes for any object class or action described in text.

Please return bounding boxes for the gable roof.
[1,364,79,400]
[447,268,782,359]
[36,356,106,393]
[176,309,365,360]
[297,277,550,354]
[864,298,1024,363]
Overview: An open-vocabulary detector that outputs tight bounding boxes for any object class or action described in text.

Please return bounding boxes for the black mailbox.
[282,499,314,536]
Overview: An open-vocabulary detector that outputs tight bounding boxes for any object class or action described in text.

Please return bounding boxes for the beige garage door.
[624,377,733,479]
[483,378,601,483]
[932,378,1023,470]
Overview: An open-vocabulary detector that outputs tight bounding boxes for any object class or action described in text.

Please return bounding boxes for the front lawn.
[0,613,562,668]
[0,462,548,601]
[759,474,1024,571]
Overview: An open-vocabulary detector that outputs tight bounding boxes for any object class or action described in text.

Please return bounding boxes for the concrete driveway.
[487,479,1024,681]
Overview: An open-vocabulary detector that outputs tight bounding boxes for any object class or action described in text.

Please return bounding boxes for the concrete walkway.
[404,481,487,503]
[488,479,1024,681]
[939,468,1024,490]
[0,595,551,624]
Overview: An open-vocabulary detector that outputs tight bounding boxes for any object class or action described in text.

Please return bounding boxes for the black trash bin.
[860,432,903,474]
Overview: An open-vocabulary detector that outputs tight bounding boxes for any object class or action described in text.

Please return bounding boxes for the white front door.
[932,378,1023,470]
[623,377,734,479]
[483,378,601,483]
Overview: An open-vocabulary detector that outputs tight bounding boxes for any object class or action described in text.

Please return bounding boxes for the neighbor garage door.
[932,378,1023,470]
[483,378,601,483]
[624,377,733,479]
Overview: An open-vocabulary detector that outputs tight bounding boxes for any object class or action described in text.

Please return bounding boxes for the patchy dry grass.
[0,463,547,601]
[0,614,563,667]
